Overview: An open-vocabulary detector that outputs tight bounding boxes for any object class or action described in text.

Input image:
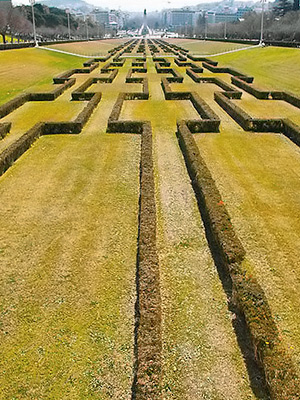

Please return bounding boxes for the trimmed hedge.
[53,62,98,84]
[74,92,102,128]
[214,92,252,130]
[187,72,242,99]
[30,78,76,101]
[71,78,95,100]
[0,122,43,176]
[0,90,102,177]
[190,92,220,125]
[187,55,218,66]
[0,93,31,118]
[155,66,183,83]
[134,120,162,399]
[282,119,300,146]
[101,63,115,73]
[53,69,76,84]
[231,77,270,99]
[161,78,189,100]
[177,121,245,263]
[176,120,300,399]
[0,123,11,140]
[107,88,150,133]
[42,122,81,135]
[215,91,300,140]
[43,92,101,134]
[161,78,220,132]
[203,62,254,83]
[283,92,300,109]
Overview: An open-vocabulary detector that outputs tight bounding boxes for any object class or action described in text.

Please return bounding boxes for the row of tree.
[0,3,104,44]
[193,10,300,42]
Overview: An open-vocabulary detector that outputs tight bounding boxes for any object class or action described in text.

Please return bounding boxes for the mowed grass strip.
[0,93,86,152]
[0,48,89,106]
[0,131,140,399]
[165,38,251,54]
[217,46,300,95]
[47,39,127,56]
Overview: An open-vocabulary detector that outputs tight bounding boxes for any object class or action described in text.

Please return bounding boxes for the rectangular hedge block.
[215,92,252,130]
[0,93,31,119]
[0,122,43,177]
[283,119,300,146]
[231,77,270,99]
[0,123,11,140]
[176,120,245,264]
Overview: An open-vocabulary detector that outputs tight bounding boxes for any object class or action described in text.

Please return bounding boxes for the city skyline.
[11,0,252,13]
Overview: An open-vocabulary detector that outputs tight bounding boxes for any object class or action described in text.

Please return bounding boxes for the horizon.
[12,0,253,13]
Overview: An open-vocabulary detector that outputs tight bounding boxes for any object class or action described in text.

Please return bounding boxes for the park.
[0,36,300,399]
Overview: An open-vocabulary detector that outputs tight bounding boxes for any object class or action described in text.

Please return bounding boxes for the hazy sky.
[88,0,204,12]
[12,0,212,13]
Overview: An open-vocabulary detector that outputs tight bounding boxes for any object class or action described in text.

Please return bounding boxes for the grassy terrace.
[0,39,299,398]
[165,38,251,54]
[0,48,85,106]
[47,38,127,56]
[217,46,300,95]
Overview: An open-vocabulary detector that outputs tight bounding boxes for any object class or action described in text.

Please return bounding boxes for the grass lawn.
[0,48,86,106]
[47,39,127,56]
[165,38,251,54]
[217,46,300,95]
[0,129,140,400]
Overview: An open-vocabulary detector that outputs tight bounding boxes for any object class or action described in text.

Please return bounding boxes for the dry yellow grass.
[0,39,299,398]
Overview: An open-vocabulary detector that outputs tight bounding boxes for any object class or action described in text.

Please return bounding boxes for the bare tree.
[0,5,12,43]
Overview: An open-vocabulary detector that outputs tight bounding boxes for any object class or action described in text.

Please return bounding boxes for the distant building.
[214,13,238,23]
[93,10,109,26]
[236,6,253,19]
[165,10,196,27]
[207,11,215,24]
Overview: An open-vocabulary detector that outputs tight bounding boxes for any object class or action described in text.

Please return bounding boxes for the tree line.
[0,3,104,44]
[194,7,300,42]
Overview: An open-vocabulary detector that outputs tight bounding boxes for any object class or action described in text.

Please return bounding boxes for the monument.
[138,8,152,36]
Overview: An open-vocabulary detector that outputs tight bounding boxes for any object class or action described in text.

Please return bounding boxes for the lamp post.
[260,0,266,45]
[224,15,227,39]
[204,13,208,39]
[66,8,71,40]
[29,0,37,46]
[85,16,89,40]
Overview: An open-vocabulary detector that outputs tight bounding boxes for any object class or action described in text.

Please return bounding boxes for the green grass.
[0,132,140,399]
[0,48,87,106]
[47,39,127,56]
[217,46,300,95]
[165,38,250,54]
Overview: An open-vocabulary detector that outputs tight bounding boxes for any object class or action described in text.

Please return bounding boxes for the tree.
[0,2,12,43]
[274,0,293,17]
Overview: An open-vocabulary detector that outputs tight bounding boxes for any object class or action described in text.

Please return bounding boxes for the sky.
[12,0,217,13]
[88,0,205,12]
